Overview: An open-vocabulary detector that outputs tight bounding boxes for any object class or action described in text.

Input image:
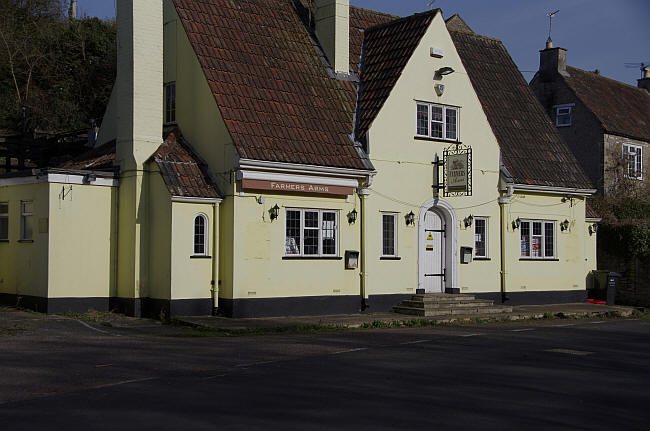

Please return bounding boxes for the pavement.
[1,306,649,430]
[175,302,639,332]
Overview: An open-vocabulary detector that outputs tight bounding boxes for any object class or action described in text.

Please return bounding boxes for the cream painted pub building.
[0,0,597,317]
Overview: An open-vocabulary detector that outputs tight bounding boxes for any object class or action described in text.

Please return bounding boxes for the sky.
[76,0,650,85]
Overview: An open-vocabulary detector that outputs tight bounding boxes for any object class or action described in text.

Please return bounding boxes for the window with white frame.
[623,144,643,180]
[285,209,338,257]
[416,102,458,141]
[474,217,488,258]
[0,202,8,241]
[165,82,176,124]
[193,214,208,255]
[20,201,33,241]
[555,105,572,127]
[520,220,555,259]
[381,213,398,257]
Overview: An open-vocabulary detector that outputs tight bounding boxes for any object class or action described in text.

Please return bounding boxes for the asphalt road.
[1,313,649,430]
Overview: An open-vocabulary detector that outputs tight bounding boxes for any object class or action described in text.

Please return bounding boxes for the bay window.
[285,209,338,257]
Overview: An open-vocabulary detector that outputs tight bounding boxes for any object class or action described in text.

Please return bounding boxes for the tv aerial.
[547,10,560,44]
[427,1,436,10]
[625,62,650,78]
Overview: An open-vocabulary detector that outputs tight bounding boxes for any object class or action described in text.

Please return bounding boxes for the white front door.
[422,208,446,293]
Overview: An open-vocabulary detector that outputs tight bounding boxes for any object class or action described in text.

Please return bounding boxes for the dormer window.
[555,104,573,127]
[165,82,176,124]
[416,102,458,141]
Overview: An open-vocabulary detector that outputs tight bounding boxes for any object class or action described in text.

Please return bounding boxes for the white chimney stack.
[69,0,77,19]
[314,0,350,75]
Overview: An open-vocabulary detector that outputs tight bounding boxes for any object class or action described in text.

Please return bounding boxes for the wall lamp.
[347,209,358,224]
[512,217,521,230]
[560,219,570,231]
[589,223,598,236]
[464,214,474,228]
[405,211,415,226]
[269,204,280,221]
[435,66,455,77]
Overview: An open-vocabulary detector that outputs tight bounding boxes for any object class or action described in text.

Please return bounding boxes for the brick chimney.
[638,67,650,93]
[314,0,349,75]
[539,46,569,81]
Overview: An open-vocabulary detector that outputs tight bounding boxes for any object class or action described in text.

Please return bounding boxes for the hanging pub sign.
[443,145,472,196]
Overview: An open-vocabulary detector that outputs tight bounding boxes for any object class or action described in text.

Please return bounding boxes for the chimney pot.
[638,67,650,93]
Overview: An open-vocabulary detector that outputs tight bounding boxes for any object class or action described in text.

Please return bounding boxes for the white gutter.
[512,184,596,196]
[171,196,222,204]
[0,173,118,187]
[237,158,375,179]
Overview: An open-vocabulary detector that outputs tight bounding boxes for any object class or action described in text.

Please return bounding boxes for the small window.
[381,213,397,257]
[416,102,459,141]
[520,220,555,259]
[193,214,208,255]
[20,200,33,241]
[165,82,176,124]
[0,202,8,241]
[556,105,572,126]
[623,144,643,180]
[284,209,338,257]
[474,217,488,258]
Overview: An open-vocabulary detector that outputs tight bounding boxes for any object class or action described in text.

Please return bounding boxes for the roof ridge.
[448,28,502,44]
[350,5,399,20]
[365,8,439,34]
[566,65,650,93]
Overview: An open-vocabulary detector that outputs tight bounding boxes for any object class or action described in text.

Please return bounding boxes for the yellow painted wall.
[230,191,360,299]
[47,183,116,298]
[364,12,502,295]
[170,201,215,300]
[504,193,590,293]
[0,183,50,300]
[147,167,172,300]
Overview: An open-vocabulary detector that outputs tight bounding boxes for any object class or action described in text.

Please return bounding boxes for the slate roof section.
[172,0,395,171]
[449,30,593,190]
[152,129,221,199]
[356,10,437,139]
[444,14,473,34]
[563,67,650,141]
[349,7,397,74]
[58,140,116,171]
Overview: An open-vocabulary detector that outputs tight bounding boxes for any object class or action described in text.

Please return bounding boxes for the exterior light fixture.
[588,223,598,236]
[347,209,358,224]
[405,211,415,226]
[560,219,570,231]
[269,204,280,221]
[464,214,474,228]
[512,217,521,230]
[436,66,455,76]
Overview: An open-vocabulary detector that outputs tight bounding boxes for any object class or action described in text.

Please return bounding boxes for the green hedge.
[599,223,650,258]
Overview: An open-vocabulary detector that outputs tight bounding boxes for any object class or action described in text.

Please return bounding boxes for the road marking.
[95,364,113,368]
[399,340,430,345]
[545,348,594,356]
[331,347,368,355]
[75,319,118,335]
[509,328,535,332]
[589,321,606,324]
[458,333,483,337]
[236,361,277,368]
[553,324,577,327]
[91,377,156,390]
[205,374,230,380]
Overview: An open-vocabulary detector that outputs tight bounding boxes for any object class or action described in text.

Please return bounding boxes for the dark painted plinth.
[367,294,412,312]
[475,290,588,305]
[141,298,212,319]
[0,293,109,314]
[219,295,362,318]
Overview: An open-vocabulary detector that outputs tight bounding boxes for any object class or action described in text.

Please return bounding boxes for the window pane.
[431,106,443,122]
[431,106,443,138]
[520,222,530,257]
[532,222,542,236]
[0,217,7,240]
[544,223,554,257]
[304,211,318,228]
[416,104,429,135]
[0,203,7,214]
[194,216,205,254]
[285,210,301,255]
[445,108,457,140]
[22,215,33,240]
[474,218,486,257]
[303,211,319,255]
[531,236,542,257]
[322,212,336,255]
[21,201,33,215]
[382,214,395,256]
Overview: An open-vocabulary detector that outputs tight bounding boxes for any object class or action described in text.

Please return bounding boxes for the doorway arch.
[418,197,459,293]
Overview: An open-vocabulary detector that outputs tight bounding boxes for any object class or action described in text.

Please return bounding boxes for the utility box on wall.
[460,247,473,264]
[345,250,359,269]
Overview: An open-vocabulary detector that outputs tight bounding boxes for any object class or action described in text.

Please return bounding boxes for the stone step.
[411,294,476,301]
[392,305,513,317]
[399,299,495,309]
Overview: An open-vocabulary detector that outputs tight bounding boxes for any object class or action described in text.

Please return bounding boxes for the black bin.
[606,272,621,306]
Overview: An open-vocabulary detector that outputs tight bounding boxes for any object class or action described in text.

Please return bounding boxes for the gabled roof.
[562,67,650,141]
[445,14,473,34]
[172,0,394,171]
[152,129,221,199]
[355,10,437,139]
[449,28,593,190]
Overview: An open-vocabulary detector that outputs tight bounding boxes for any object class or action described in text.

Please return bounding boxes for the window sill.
[18,239,34,243]
[164,121,177,127]
[190,255,212,259]
[283,256,343,260]
[556,124,572,127]
[380,256,402,260]
[519,258,559,261]
[414,136,461,144]
[473,257,491,261]
[0,239,8,243]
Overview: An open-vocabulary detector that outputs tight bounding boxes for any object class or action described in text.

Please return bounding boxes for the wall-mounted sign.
[241,179,354,196]
[443,145,472,196]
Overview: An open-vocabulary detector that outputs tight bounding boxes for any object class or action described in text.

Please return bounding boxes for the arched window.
[193,214,208,255]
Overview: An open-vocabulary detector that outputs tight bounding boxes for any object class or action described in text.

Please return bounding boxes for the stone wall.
[603,134,649,199]
[598,248,650,307]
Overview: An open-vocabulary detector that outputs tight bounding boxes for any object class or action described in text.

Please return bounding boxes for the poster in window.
[285,238,299,255]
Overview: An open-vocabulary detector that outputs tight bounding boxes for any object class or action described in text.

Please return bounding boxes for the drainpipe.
[498,185,514,303]
[358,184,371,310]
[211,202,219,315]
